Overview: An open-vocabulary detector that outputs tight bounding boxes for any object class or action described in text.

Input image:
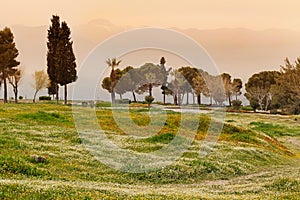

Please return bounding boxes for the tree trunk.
[210,96,213,105]
[228,95,232,106]
[192,93,195,104]
[149,83,152,97]
[181,92,185,106]
[186,92,189,105]
[111,90,115,105]
[132,91,137,102]
[163,93,166,105]
[55,83,59,104]
[119,94,122,100]
[197,93,201,105]
[33,90,38,103]
[14,87,18,104]
[178,93,181,106]
[3,78,7,103]
[174,94,178,105]
[64,84,67,105]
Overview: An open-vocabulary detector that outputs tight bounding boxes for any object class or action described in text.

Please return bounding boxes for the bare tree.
[32,70,49,103]
[8,69,23,103]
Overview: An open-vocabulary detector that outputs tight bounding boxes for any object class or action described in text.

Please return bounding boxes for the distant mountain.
[4,19,300,101]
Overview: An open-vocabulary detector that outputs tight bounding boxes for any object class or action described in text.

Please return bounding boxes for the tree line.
[0,15,77,104]
[245,58,300,114]
[102,56,300,114]
[102,57,243,107]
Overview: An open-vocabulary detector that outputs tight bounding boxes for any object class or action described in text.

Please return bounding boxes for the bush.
[39,96,51,101]
[19,96,23,100]
[249,100,259,112]
[145,95,154,106]
[232,100,242,110]
[115,99,131,104]
[287,105,300,115]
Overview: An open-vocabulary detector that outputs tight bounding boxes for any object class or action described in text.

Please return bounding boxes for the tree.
[135,63,165,98]
[56,22,77,105]
[221,73,232,106]
[106,58,121,105]
[245,71,280,111]
[0,27,20,103]
[48,81,57,99]
[159,57,172,104]
[47,15,77,105]
[231,78,243,101]
[205,74,226,105]
[114,66,139,102]
[102,67,123,103]
[169,70,188,105]
[178,66,198,105]
[191,70,208,105]
[8,69,23,103]
[47,15,61,104]
[32,70,49,103]
[271,58,300,114]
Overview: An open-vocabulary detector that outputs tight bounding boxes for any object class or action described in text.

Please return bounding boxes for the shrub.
[145,95,154,106]
[19,96,23,100]
[115,99,131,104]
[39,96,51,101]
[232,100,242,110]
[249,100,259,112]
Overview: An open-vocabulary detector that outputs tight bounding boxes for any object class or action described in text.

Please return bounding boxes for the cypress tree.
[56,22,77,105]
[47,16,77,104]
[47,15,60,104]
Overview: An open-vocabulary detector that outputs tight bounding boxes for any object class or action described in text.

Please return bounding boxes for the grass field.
[0,102,299,199]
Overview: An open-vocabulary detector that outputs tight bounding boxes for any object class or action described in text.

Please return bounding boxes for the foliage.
[168,69,189,105]
[271,58,300,114]
[0,27,20,103]
[245,71,280,111]
[39,96,51,100]
[145,95,154,107]
[232,99,242,110]
[57,22,77,104]
[136,63,165,97]
[32,70,49,103]
[231,78,243,100]
[47,15,77,104]
[221,73,232,106]
[104,58,122,105]
[47,15,60,103]
[8,68,23,103]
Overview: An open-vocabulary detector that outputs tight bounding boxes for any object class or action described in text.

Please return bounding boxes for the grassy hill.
[0,103,299,199]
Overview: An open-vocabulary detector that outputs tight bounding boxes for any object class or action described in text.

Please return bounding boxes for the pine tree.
[0,27,20,103]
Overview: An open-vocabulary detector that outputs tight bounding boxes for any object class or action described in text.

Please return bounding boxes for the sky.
[1,0,300,30]
[1,0,300,102]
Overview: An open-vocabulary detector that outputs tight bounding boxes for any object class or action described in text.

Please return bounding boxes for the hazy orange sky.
[1,0,300,101]
[1,0,300,30]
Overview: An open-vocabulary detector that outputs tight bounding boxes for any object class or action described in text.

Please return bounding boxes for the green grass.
[0,102,299,199]
[250,121,300,137]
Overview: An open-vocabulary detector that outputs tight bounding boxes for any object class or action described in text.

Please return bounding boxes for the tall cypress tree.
[0,27,20,103]
[56,22,77,105]
[47,15,60,104]
[47,16,77,104]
